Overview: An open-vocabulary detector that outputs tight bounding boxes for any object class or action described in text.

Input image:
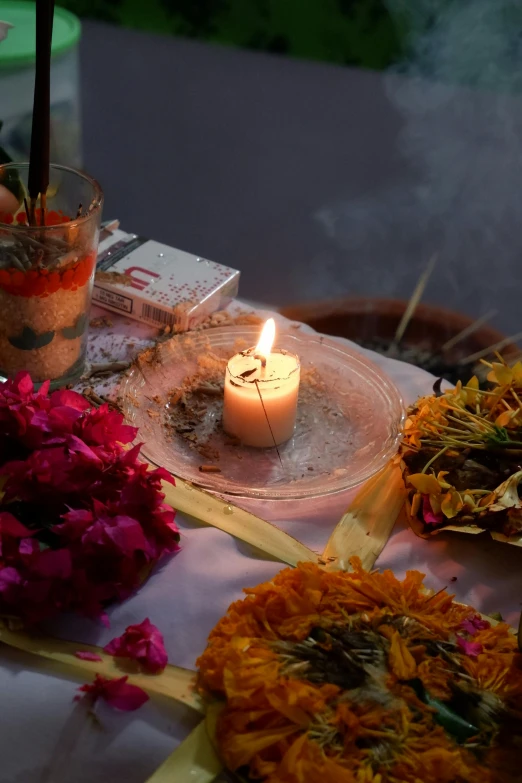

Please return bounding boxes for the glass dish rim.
[121,326,406,500]
[0,162,104,231]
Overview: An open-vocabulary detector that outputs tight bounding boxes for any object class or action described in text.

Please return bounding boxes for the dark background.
[4,0,522,335]
[79,1,522,337]
[62,0,408,71]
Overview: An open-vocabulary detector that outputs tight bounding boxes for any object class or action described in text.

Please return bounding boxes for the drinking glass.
[0,163,103,386]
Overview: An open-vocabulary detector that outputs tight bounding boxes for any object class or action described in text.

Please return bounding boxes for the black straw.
[254,379,284,470]
[28,0,55,220]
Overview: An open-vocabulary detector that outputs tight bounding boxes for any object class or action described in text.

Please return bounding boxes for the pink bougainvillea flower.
[50,389,90,412]
[76,674,149,711]
[30,548,73,579]
[0,511,35,560]
[0,373,180,624]
[0,566,23,598]
[74,404,137,450]
[104,618,168,673]
[460,614,490,636]
[82,514,150,556]
[457,636,483,657]
[13,372,35,397]
[0,373,51,449]
[54,508,95,541]
[74,651,103,662]
[422,495,444,526]
[0,511,32,539]
[18,538,39,557]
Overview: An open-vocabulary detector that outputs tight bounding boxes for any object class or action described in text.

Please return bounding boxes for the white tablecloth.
[1,305,522,783]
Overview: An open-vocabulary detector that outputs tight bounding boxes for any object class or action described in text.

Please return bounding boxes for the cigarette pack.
[93,228,240,331]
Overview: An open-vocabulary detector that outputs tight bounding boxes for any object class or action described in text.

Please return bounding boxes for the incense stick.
[254,379,284,469]
[28,0,55,223]
[392,253,437,346]
[459,331,522,366]
[441,309,498,353]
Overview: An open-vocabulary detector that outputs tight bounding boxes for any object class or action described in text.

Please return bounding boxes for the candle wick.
[253,354,267,369]
[254,380,284,470]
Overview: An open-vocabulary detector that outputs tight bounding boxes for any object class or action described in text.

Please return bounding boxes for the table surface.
[80,20,522,336]
[1,305,522,783]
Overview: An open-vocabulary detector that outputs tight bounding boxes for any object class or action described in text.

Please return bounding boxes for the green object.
[59,0,403,72]
[407,678,478,743]
[62,312,87,340]
[0,1,81,69]
[9,326,55,350]
[424,693,478,743]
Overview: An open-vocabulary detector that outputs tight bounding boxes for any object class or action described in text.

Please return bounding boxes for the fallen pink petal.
[77,674,149,711]
[75,651,103,662]
[104,618,168,673]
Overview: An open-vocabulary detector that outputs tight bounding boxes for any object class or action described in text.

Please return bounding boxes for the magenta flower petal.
[31,549,73,579]
[19,538,39,556]
[0,566,23,591]
[0,511,33,538]
[103,677,149,711]
[16,373,34,396]
[422,495,444,526]
[103,636,125,657]
[77,674,149,711]
[104,618,168,673]
[75,651,103,662]
[460,614,490,636]
[48,406,84,432]
[64,435,103,465]
[457,636,483,657]
[103,516,150,554]
[50,389,90,411]
[55,508,94,541]
[74,405,138,448]
[146,643,169,673]
[38,380,50,397]
[99,612,111,629]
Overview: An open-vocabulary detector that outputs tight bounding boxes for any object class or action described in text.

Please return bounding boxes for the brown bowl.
[280,297,518,366]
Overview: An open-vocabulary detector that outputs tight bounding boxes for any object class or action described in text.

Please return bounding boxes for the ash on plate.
[162,358,338,464]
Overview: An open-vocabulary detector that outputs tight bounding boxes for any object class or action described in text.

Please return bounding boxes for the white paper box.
[93,229,240,331]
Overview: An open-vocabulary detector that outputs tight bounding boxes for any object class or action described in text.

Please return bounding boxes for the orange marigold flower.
[198,560,522,782]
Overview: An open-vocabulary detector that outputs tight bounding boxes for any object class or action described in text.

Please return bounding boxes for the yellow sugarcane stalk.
[0,623,201,713]
[162,478,318,567]
[323,460,406,572]
[145,720,223,783]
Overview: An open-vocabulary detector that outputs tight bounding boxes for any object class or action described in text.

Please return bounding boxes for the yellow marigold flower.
[495,410,517,428]
[487,361,522,387]
[407,473,442,495]
[464,375,480,407]
[441,488,464,519]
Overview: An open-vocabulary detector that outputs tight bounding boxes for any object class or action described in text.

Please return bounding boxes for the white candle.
[222,319,300,448]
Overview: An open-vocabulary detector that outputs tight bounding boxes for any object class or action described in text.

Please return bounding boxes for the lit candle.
[222,318,300,448]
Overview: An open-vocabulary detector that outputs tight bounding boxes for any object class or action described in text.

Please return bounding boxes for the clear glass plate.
[120,327,404,500]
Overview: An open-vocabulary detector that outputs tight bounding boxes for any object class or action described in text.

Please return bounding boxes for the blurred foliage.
[60,0,407,70]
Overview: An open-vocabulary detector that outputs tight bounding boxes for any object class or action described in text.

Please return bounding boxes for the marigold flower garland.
[197,559,522,783]
[0,372,180,624]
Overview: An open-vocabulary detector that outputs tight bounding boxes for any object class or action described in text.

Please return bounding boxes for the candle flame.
[255,318,276,357]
